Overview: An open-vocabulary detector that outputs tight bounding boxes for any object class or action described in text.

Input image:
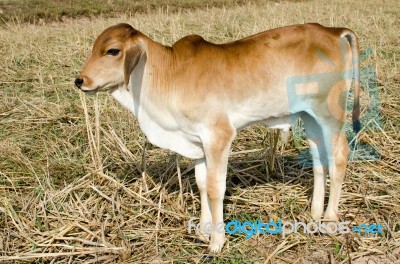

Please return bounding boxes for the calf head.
[75,23,143,94]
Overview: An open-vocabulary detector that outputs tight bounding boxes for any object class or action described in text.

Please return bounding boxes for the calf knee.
[206,175,226,200]
[333,134,349,167]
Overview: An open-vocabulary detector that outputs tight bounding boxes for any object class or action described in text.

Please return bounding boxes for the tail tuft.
[352,97,361,134]
[353,120,361,134]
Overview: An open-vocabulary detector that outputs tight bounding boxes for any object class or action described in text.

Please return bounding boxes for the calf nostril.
[74,78,84,88]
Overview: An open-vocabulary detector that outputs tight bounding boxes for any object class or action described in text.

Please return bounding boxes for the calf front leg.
[194,158,212,242]
[202,117,235,253]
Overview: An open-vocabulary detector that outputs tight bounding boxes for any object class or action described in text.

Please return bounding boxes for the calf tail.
[342,30,361,134]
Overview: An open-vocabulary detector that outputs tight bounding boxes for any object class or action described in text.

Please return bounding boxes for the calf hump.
[172,34,208,56]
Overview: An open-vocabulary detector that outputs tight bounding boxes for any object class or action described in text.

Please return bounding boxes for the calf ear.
[124,44,143,89]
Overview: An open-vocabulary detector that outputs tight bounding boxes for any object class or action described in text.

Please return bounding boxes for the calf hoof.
[198,231,210,243]
[208,233,225,253]
[323,212,339,222]
[311,208,324,221]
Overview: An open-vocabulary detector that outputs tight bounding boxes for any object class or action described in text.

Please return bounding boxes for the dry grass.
[0,0,275,24]
[0,0,399,263]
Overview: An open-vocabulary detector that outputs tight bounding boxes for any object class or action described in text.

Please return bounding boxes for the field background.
[0,0,399,263]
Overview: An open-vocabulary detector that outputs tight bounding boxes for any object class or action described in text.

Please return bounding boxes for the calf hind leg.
[324,133,349,221]
[302,113,328,220]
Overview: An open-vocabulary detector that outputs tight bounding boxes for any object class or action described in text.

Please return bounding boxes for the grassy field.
[0,0,276,24]
[0,0,399,263]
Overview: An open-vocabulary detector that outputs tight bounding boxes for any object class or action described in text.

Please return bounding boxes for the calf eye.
[106,49,120,56]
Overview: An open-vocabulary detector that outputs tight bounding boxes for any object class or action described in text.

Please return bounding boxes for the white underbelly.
[263,116,293,131]
[138,110,205,160]
[112,89,204,159]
